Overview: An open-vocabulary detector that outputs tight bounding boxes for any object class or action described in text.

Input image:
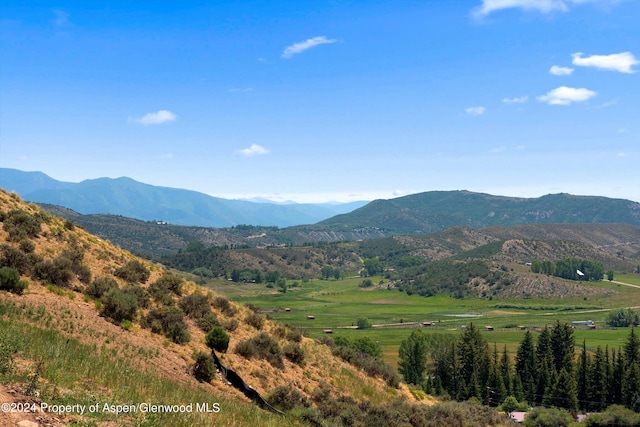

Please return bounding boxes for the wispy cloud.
[130,110,177,125]
[465,106,486,115]
[473,0,623,17]
[503,96,528,104]
[537,86,597,105]
[281,36,338,59]
[237,144,270,157]
[549,65,574,76]
[572,51,639,73]
[53,9,70,26]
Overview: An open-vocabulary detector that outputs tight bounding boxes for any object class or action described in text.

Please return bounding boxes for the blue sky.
[1,0,638,203]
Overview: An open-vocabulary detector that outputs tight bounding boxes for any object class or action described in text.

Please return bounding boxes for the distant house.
[324,329,333,334]
[518,325,527,330]
[284,308,291,312]
[422,322,433,327]
[485,325,494,331]
[307,315,315,320]
[509,412,527,423]
[571,320,594,327]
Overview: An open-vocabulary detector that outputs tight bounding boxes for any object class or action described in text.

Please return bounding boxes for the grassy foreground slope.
[0,189,426,427]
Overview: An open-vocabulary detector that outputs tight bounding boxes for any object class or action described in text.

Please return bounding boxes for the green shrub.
[179,292,211,319]
[235,332,283,368]
[197,312,220,332]
[212,296,235,317]
[0,267,27,295]
[148,280,174,305]
[193,352,216,383]
[114,260,150,284]
[286,329,303,343]
[245,312,265,330]
[205,327,230,353]
[100,288,138,323]
[268,386,309,411]
[584,404,640,426]
[234,339,258,359]
[122,284,151,309]
[356,317,372,330]
[223,318,239,332]
[145,306,190,344]
[524,407,574,427]
[167,322,191,344]
[3,209,41,241]
[33,257,74,287]
[18,239,35,253]
[283,343,305,366]
[152,272,183,295]
[85,276,119,299]
[0,244,30,274]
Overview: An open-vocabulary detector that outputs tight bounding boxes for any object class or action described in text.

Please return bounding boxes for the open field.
[203,273,640,367]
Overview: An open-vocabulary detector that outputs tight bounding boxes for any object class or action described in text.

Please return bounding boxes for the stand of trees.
[530,257,604,281]
[399,323,640,413]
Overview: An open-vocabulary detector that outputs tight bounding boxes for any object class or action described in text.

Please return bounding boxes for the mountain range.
[0,168,367,227]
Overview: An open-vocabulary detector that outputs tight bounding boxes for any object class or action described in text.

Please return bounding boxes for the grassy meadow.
[203,272,640,367]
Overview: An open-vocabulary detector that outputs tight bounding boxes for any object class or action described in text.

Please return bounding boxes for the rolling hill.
[312,190,640,235]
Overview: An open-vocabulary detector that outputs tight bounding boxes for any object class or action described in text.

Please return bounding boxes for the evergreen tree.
[487,344,506,406]
[549,368,578,413]
[536,327,555,405]
[458,323,490,401]
[577,340,590,411]
[550,320,575,374]
[588,345,607,411]
[609,348,624,405]
[500,345,513,397]
[624,327,639,367]
[515,330,536,403]
[622,362,640,411]
[398,329,428,385]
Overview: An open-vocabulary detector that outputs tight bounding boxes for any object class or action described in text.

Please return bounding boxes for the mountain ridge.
[0,168,367,227]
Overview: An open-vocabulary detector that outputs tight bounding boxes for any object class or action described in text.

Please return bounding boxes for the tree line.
[399,322,640,413]
[530,257,605,281]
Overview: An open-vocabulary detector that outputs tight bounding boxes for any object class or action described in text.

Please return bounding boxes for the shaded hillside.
[312,191,640,236]
[0,168,366,227]
[1,189,437,427]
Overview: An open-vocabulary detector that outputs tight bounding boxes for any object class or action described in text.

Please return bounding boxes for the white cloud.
[473,0,623,17]
[503,96,529,104]
[549,65,574,75]
[473,0,568,17]
[281,36,338,59]
[237,144,270,157]
[572,51,639,73]
[466,106,486,115]
[537,86,597,105]
[130,110,177,125]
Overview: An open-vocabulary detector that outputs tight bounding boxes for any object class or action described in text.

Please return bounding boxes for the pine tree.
[515,330,536,403]
[577,340,590,411]
[458,323,490,401]
[609,348,624,405]
[487,344,506,406]
[500,345,513,397]
[550,320,575,373]
[622,362,640,411]
[536,327,555,405]
[398,329,428,385]
[550,368,578,413]
[587,345,607,411]
[624,327,639,367]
